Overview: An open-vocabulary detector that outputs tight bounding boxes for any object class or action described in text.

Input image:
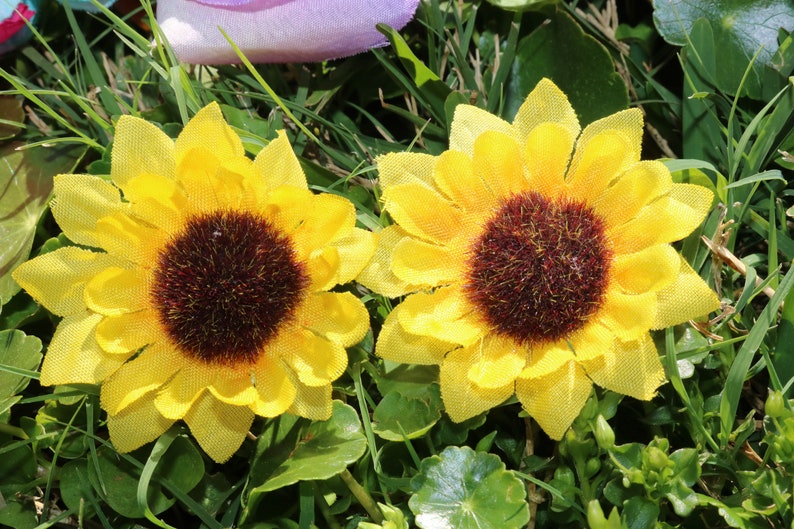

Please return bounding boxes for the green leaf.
[0,143,85,305]
[0,330,42,403]
[485,0,560,12]
[775,276,794,394]
[60,458,100,518]
[622,496,659,529]
[372,386,442,441]
[0,96,24,141]
[409,446,529,529]
[505,8,628,126]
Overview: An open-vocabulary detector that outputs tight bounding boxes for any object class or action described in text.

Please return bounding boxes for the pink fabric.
[157,0,420,64]
[0,3,34,42]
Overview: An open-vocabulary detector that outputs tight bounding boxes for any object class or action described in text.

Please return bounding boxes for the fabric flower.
[13,103,374,462]
[0,0,36,55]
[359,78,720,440]
[157,0,420,64]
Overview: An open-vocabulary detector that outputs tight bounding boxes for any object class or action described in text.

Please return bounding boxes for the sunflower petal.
[466,335,526,389]
[378,151,436,189]
[613,245,680,294]
[154,363,214,420]
[330,227,376,285]
[472,130,527,200]
[95,310,159,355]
[209,370,259,406]
[278,329,348,387]
[83,267,149,316]
[174,102,244,166]
[383,183,464,244]
[567,130,636,202]
[523,122,574,199]
[512,78,580,143]
[301,291,369,347]
[396,287,484,346]
[94,212,165,264]
[123,172,187,233]
[592,161,672,228]
[184,391,255,463]
[250,355,296,416]
[598,290,657,341]
[449,104,515,155]
[391,237,462,286]
[111,116,175,190]
[433,150,495,214]
[292,193,356,257]
[106,395,175,454]
[375,304,454,365]
[287,378,333,420]
[653,257,720,328]
[50,174,126,248]
[253,130,308,192]
[357,225,424,297]
[440,345,514,422]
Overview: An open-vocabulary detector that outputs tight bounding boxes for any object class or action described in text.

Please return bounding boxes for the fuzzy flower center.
[151,210,309,365]
[465,191,612,343]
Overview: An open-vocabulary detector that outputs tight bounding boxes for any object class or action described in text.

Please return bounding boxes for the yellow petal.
[472,130,527,200]
[515,344,592,440]
[433,150,496,214]
[100,342,185,414]
[277,328,348,387]
[250,354,296,417]
[184,391,254,463]
[383,183,464,245]
[95,309,159,354]
[357,225,423,297]
[449,104,515,156]
[570,108,643,176]
[440,345,514,422]
[300,291,369,347]
[177,147,245,213]
[94,212,165,265]
[154,363,214,420]
[391,237,462,286]
[592,161,673,228]
[209,369,259,406]
[653,257,720,329]
[598,290,657,341]
[566,130,636,202]
[111,115,175,190]
[174,102,244,167]
[512,78,580,145]
[83,266,149,316]
[39,311,127,385]
[124,172,187,233]
[377,151,436,189]
[329,227,376,285]
[523,122,574,199]
[106,394,175,454]
[12,247,120,317]
[262,185,313,234]
[612,245,680,294]
[466,335,526,389]
[306,245,339,292]
[50,174,126,248]
[286,374,332,420]
[252,130,308,192]
[375,304,454,365]
[292,193,356,258]
[396,287,485,346]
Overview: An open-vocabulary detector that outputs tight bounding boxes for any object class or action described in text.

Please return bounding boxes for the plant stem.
[339,469,384,524]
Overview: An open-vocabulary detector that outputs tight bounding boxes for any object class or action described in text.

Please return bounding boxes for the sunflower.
[13,103,374,462]
[359,79,720,439]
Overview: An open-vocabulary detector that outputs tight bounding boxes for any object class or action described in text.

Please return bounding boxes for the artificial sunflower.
[13,103,374,462]
[359,78,720,439]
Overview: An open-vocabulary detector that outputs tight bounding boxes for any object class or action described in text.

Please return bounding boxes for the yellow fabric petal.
[154,363,214,420]
[523,122,574,199]
[252,130,308,192]
[177,147,246,213]
[329,227,376,286]
[612,245,680,294]
[598,290,657,341]
[262,185,313,235]
[396,287,485,346]
[377,151,436,189]
[12,247,120,317]
[391,237,462,286]
[209,369,259,406]
[250,354,296,416]
[124,172,187,233]
[291,193,355,258]
[466,335,527,389]
[50,174,126,248]
[433,150,496,214]
[83,266,149,316]
[449,104,515,156]
[515,344,592,440]
[653,257,720,329]
[277,328,348,387]
[576,332,665,401]
[357,225,424,297]
[39,311,127,385]
[472,130,527,200]
[609,183,714,254]
[592,161,673,228]
[306,245,340,292]
[286,374,333,420]
[375,303,455,365]
[174,102,244,167]
[383,183,464,245]
[106,394,175,454]
[94,309,159,354]
[570,108,643,174]
[94,212,165,265]
[111,115,176,190]
[184,391,254,463]
[512,78,580,144]
[300,291,369,347]
[100,342,185,414]
[440,345,514,422]
[566,130,636,202]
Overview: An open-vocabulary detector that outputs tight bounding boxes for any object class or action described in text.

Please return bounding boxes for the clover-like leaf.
[0,330,42,417]
[409,446,529,529]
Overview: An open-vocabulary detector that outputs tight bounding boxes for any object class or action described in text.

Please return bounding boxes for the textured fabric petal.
[123,172,187,233]
[592,161,672,228]
[471,130,527,200]
[523,122,574,199]
[100,342,185,414]
[39,311,127,385]
[291,193,356,259]
[277,328,348,387]
[106,395,175,454]
[375,303,455,365]
[300,291,369,347]
[329,227,376,286]
[306,246,340,292]
[466,335,527,390]
[94,212,165,265]
[391,237,462,286]
[449,104,515,155]
[154,363,215,420]
[252,130,308,192]
[111,116,176,191]
[576,333,665,401]
[515,344,592,440]
[50,174,126,248]
[598,290,657,341]
[653,257,720,328]
[357,225,424,297]
[12,247,120,317]
[94,310,160,355]
[377,152,436,189]
[209,369,259,406]
[184,391,255,463]
[286,376,333,420]
[440,345,514,422]
[157,0,420,64]
[612,245,680,294]
[433,149,495,214]
[512,78,580,144]
[262,185,313,235]
[250,354,296,417]
[177,147,245,213]
[568,108,643,180]
[566,130,636,202]
[174,102,243,165]
[396,287,484,346]
[83,267,149,316]
[383,183,464,245]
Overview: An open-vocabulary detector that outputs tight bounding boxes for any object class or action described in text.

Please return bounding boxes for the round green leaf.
[0,329,42,406]
[60,459,99,518]
[409,446,529,529]
[372,385,442,441]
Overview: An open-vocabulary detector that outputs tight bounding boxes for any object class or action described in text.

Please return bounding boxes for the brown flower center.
[464,191,612,344]
[151,210,309,365]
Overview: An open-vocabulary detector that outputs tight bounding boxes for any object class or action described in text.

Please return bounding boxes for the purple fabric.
[157,0,420,64]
